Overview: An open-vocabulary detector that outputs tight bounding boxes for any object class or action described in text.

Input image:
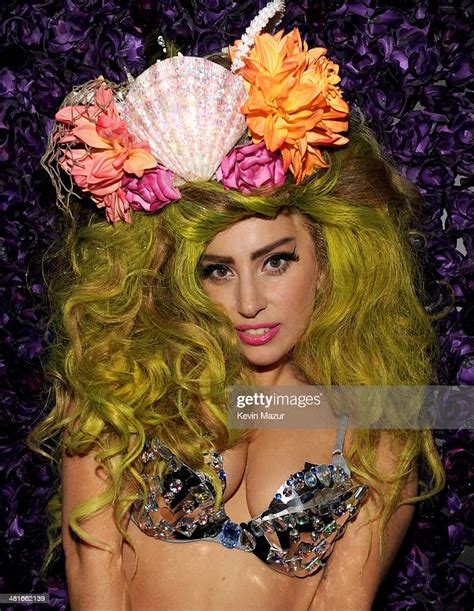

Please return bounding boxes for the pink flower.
[91,189,130,224]
[121,167,181,213]
[54,82,157,222]
[216,142,286,194]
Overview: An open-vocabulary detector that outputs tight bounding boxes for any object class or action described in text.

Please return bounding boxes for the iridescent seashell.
[120,56,248,182]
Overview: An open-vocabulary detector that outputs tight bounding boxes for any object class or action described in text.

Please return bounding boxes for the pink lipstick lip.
[236,324,281,346]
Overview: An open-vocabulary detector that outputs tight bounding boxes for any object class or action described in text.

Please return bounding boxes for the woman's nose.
[236,275,267,318]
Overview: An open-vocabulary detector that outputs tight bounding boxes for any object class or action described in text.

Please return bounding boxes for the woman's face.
[200,211,322,376]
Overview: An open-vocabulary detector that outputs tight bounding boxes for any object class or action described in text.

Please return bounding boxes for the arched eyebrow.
[201,237,296,264]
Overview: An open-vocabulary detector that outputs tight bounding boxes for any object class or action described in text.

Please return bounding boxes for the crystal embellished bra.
[130,415,369,578]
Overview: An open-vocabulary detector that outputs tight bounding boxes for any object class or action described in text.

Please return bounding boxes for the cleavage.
[219,430,321,523]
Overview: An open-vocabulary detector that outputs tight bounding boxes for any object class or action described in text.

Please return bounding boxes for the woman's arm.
[62,449,132,611]
[309,432,418,610]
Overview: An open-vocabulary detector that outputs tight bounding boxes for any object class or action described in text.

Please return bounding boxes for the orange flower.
[232,28,349,183]
[55,82,157,222]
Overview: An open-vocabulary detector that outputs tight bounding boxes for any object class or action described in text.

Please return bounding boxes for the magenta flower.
[121,166,181,213]
[216,142,286,194]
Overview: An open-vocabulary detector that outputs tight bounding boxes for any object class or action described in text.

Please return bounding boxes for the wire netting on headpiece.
[41,77,132,218]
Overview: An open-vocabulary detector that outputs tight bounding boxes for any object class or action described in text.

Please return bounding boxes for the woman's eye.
[215,266,229,277]
[264,251,299,274]
[267,256,285,269]
[201,264,231,282]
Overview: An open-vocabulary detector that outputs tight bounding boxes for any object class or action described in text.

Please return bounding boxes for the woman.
[28,4,445,609]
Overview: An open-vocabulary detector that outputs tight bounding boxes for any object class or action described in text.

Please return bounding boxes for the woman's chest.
[220,428,339,522]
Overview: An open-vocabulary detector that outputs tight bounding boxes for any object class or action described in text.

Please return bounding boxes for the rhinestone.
[150,438,161,453]
[250,520,264,537]
[282,486,293,497]
[148,477,160,493]
[354,485,369,500]
[209,456,222,470]
[289,528,300,542]
[311,517,325,531]
[304,471,318,488]
[273,517,287,531]
[144,495,158,512]
[141,450,154,463]
[286,558,300,572]
[157,445,173,460]
[323,520,337,535]
[262,521,275,534]
[294,477,305,491]
[313,539,328,555]
[310,530,319,542]
[315,465,332,487]
[193,489,212,505]
[240,529,257,552]
[266,548,283,563]
[319,488,332,501]
[296,512,308,525]
[214,507,227,520]
[175,517,197,537]
[333,467,350,486]
[346,502,357,515]
[168,456,182,471]
[197,512,209,525]
[304,555,323,571]
[163,491,175,504]
[319,503,330,515]
[296,542,313,557]
[182,499,195,513]
[340,489,354,501]
[155,520,174,538]
[287,514,297,528]
[309,498,321,514]
[169,479,183,493]
[220,520,241,548]
[138,512,154,530]
[274,493,282,501]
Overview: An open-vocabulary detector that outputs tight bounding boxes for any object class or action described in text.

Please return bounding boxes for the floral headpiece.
[42,1,349,224]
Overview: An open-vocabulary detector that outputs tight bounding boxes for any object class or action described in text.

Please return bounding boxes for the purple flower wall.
[1,0,472,608]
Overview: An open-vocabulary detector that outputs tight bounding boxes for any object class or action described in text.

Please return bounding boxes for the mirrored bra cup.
[132,428,370,577]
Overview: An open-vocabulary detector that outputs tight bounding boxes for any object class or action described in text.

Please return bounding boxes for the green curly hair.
[28,114,445,579]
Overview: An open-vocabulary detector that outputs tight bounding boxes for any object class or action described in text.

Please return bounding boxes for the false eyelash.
[265,247,299,265]
[199,263,229,278]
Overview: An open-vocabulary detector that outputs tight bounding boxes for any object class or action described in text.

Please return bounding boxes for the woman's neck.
[250,358,307,387]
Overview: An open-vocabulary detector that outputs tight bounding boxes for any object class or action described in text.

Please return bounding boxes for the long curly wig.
[28,112,445,578]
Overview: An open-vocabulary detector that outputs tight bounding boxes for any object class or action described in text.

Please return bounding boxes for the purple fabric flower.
[121,167,181,213]
[428,239,465,278]
[428,562,474,607]
[446,190,474,232]
[216,142,286,195]
[388,113,434,162]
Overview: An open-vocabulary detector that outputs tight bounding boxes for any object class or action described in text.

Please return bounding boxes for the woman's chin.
[241,350,290,372]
